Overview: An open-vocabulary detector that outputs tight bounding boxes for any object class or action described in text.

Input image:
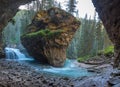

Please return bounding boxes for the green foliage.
[104,46,114,54]
[77,55,91,62]
[66,0,77,14]
[67,13,112,59]
[3,10,35,46]
[98,46,114,56]
[24,29,63,39]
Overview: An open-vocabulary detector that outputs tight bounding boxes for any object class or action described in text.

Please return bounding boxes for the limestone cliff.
[92,0,120,67]
[21,7,80,67]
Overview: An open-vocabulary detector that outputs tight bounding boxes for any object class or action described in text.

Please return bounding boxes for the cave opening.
[0,0,119,67]
[0,0,120,86]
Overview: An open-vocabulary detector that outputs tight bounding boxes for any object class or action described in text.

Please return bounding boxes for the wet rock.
[21,7,80,67]
[113,83,120,87]
[111,70,120,77]
[108,76,120,86]
[87,68,101,73]
[108,69,120,87]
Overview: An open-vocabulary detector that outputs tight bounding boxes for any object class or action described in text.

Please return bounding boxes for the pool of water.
[24,59,94,78]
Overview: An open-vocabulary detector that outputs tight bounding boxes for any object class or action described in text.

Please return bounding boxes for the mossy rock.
[21,7,80,67]
[23,29,63,39]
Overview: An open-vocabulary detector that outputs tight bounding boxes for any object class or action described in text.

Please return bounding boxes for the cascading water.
[5,47,94,78]
[5,47,33,60]
[5,48,18,59]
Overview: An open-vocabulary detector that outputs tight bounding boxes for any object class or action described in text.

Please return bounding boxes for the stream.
[5,47,94,78]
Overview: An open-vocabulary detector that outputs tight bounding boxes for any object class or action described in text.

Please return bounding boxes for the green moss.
[23,29,63,39]
[98,46,114,56]
[77,55,91,62]
[27,29,49,37]
[47,30,63,38]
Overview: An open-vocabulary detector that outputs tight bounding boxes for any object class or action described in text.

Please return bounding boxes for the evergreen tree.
[40,0,55,10]
[67,12,112,59]
[2,10,35,47]
[66,0,77,15]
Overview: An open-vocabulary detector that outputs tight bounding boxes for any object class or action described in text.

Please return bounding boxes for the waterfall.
[5,47,94,78]
[5,47,33,60]
[5,48,18,59]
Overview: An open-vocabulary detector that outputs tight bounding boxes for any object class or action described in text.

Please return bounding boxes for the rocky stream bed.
[0,58,120,87]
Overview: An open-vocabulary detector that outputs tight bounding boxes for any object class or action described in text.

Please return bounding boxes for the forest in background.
[2,0,113,60]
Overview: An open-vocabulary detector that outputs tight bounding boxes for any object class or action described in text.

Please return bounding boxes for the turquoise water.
[5,47,34,60]
[5,48,94,78]
[40,59,94,78]
[26,59,94,78]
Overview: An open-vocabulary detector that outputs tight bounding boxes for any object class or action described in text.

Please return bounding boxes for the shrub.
[98,46,114,57]
[77,55,91,62]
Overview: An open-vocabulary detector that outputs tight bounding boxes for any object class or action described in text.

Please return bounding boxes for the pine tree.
[67,12,113,59]
[66,0,77,15]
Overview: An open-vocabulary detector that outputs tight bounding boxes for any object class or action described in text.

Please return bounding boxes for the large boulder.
[21,7,80,67]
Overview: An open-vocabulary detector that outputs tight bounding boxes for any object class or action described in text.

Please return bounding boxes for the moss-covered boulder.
[21,7,80,67]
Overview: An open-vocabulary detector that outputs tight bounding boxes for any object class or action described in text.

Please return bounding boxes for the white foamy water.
[5,47,94,78]
[5,47,33,60]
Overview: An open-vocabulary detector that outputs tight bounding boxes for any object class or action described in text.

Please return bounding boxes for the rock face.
[0,0,35,57]
[92,0,120,67]
[21,7,80,67]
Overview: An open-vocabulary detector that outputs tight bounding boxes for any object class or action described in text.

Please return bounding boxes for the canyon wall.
[92,0,120,67]
[0,0,34,57]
